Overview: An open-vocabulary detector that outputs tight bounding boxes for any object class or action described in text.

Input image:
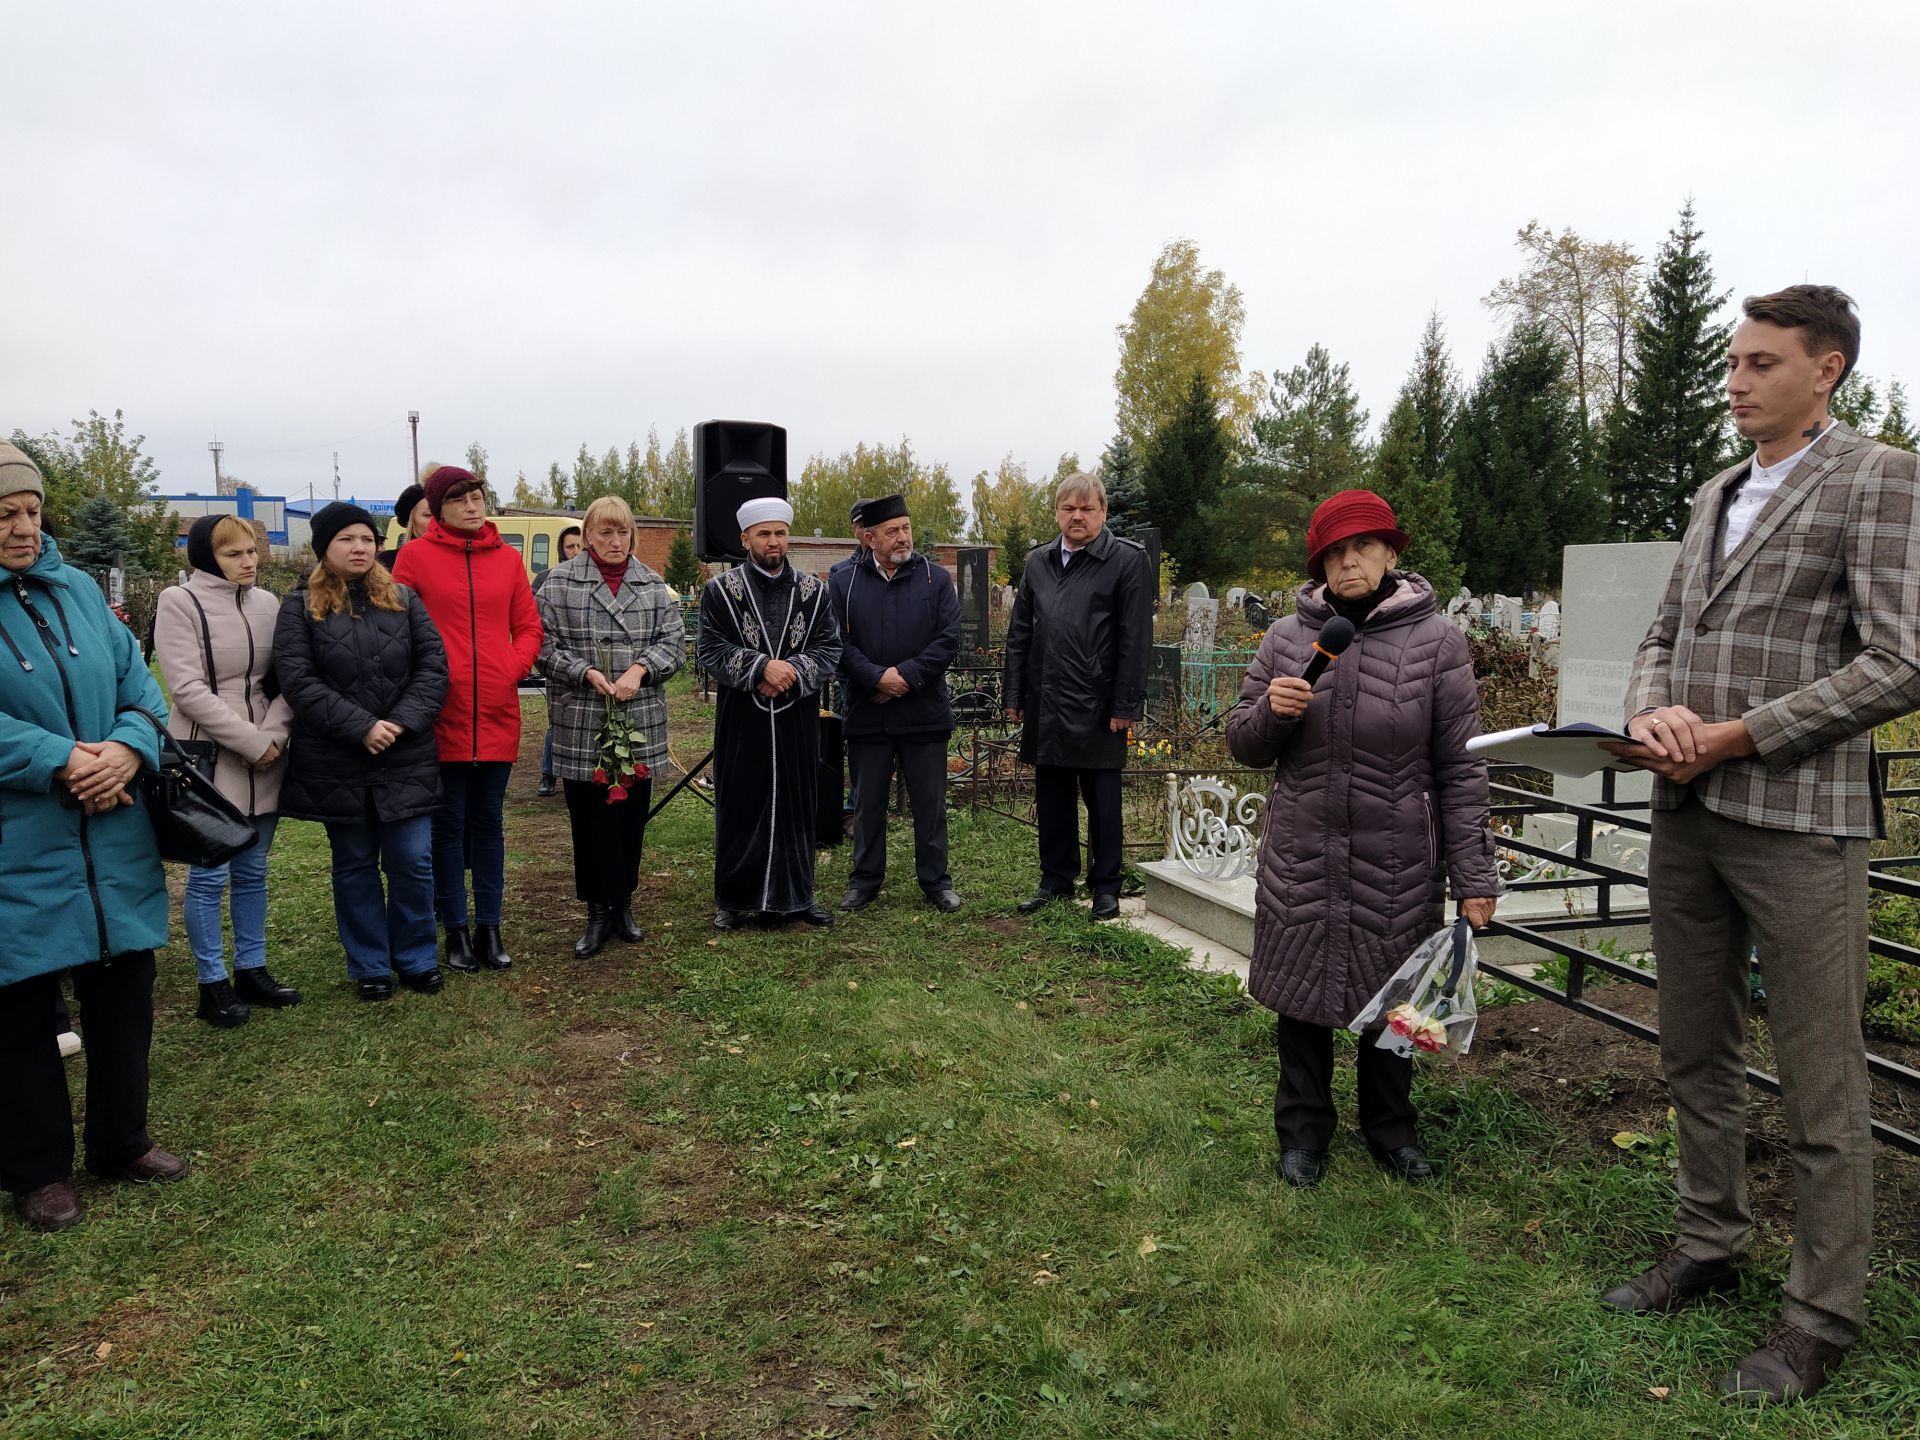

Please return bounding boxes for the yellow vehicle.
[384,511,583,580]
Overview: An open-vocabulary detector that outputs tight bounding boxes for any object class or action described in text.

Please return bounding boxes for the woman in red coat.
[392,465,542,972]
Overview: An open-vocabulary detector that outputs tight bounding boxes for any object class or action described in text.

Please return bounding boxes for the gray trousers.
[847,733,952,896]
[1649,795,1872,1346]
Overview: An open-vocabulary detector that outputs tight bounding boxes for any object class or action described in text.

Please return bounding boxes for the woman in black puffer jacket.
[274,504,449,1000]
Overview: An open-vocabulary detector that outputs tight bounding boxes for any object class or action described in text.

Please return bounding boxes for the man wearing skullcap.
[696,497,843,929]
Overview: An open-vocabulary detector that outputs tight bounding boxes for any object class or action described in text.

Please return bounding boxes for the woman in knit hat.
[152,515,298,1027]
[376,483,431,569]
[391,465,542,973]
[274,504,450,1000]
[1225,489,1500,1189]
[0,441,187,1231]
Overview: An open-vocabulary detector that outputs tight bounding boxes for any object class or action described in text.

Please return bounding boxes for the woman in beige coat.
[152,516,298,1027]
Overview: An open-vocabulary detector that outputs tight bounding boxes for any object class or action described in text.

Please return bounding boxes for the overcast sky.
[6,1,1916,509]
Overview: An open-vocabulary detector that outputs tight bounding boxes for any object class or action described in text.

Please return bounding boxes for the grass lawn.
[3,689,1917,1438]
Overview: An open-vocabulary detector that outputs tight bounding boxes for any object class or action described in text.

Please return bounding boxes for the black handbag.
[122,706,259,867]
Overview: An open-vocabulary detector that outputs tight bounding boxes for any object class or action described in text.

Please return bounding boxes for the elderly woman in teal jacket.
[0,443,183,1234]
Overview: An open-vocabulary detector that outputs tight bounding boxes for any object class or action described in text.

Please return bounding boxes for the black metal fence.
[1483,764,1920,1155]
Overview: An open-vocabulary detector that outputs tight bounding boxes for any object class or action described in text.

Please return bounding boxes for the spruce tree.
[1101,432,1145,537]
[1368,313,1462,594]
[1605,202,1734,540]
[1451,324,1599,593]
[62,494,137,573]
[1875,380,1917,452]
[1142,372,1234,585]
[1241,344,1371,571]
[1002,516,1032,589]
[665,529,701,591]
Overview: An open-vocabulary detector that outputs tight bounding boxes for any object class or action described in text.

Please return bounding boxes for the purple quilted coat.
[1224,573,1499,1028]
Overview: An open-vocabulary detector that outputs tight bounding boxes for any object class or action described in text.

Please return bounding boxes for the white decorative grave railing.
[1166,775,1266,882]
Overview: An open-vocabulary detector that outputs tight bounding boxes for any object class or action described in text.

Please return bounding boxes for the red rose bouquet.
[1348,918,1480,1061]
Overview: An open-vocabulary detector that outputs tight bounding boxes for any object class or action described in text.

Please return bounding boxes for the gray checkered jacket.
[1625,422,1920,836]
[535,554,684,783]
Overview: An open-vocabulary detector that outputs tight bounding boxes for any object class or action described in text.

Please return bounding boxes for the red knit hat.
[1304,489,1410,581]
[423,464,482,516]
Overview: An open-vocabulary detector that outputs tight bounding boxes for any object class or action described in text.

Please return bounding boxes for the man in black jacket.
[829,494,962,912]
[1003,473,1152,921]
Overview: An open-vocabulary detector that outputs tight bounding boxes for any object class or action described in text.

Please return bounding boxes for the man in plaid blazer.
[1601,286,1920,1405]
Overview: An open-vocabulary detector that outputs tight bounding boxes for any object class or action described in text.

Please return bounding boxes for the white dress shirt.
[1724,424,1830,557]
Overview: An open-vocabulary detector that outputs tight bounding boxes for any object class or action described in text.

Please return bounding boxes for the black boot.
[574,904,614,958]
[234,967,302,1008]
[474,924,512,970]
[612,897,644,944]
[196,979,251,1029]
[443,925,479,973]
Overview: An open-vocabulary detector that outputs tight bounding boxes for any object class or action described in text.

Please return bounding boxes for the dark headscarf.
[184,514,227,577]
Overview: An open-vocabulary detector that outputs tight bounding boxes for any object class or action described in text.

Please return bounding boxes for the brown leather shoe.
[1598,1244,1741,1313]
[1718,1322,1848,1405]
[16,1181,83,1232]
[93,1146,190,1184]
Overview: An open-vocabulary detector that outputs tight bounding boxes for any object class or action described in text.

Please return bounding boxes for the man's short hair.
[1055,471,1107,507]
[1742,284,1860,384]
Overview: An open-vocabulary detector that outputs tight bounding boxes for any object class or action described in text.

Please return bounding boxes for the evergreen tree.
[1831,373,1880,430]
[61,494,136,573]
[1874,380,1916,452]
[1450,324,1601,593]
[1367,314,1462,594]
[10,411,177,574]
[665,529,701,590]
[1240,343,1371,572]
[1100,432,1145,537]
[1002,516,1032,589]
[1604,202,1735,540]
[1142,372,1234,586]
[1370,397,1462,596]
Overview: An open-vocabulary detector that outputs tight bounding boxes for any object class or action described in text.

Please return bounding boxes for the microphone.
[1301,616,1356,686]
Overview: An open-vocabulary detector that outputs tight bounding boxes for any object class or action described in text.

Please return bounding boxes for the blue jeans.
[324,814,437,979]
[184,815,279,984]
[432,762,512,928]
[541,727,554,779]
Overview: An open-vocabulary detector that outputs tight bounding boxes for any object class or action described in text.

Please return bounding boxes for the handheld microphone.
[1301,616,1356,686]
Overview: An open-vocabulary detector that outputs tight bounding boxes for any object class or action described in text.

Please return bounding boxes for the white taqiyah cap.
[736,496,793,532]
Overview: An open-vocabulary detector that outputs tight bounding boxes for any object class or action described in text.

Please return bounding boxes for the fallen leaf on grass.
[451,1350,469,1363]
[896,1136,918,1148]
[1522,1218,1543,1234]
[1137,1235,1159,1257]
[707,939,719,947]
[1015,1001,1028,1011]
[94,1342,112,1360]
[847,981,859,991]
[1647,1386,1670,1400]
[1031,1270,1058,1285]
[574,1262,595,1270]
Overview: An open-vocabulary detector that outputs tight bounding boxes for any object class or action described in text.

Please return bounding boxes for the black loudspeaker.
[693,420,788,562]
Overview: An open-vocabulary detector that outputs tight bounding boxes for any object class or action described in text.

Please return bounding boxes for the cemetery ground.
[3,685,1918,1440]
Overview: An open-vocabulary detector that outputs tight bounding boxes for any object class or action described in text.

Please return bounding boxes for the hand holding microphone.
[1266,616,1356,719]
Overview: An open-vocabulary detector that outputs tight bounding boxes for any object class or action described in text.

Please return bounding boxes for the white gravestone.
[1183,597,1220,652]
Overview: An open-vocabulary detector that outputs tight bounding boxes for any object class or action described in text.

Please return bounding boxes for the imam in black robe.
[696,561,842,914]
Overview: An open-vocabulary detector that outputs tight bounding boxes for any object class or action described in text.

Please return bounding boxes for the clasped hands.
[587,663,650,702]
[362,720,404,755]
[1599,704,1756,784]
[755,658,798,701]
[58,740,141,815]
[869,667,910,705]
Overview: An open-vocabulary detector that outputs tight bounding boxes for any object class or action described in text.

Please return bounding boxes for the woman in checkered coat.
[534,496,685,957]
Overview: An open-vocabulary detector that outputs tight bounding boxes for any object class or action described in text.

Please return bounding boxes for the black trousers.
[1034,764,1123,897]
[563,777,653,906]
[0,952,156,1194]
[1273,1013,1417,1156]
[847,734,952,895]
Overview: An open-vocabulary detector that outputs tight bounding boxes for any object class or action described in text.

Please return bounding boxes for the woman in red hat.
[392,464,542,973]
[1225,489,1499,1189]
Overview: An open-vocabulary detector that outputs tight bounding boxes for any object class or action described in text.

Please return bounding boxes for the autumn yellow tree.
[790,438,966,547]
[1114,239,1261,450]
[1485,221,1643,429]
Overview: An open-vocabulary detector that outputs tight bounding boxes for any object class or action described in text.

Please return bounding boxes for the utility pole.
[333,452,342,503]
[408,411,420,485]
[207,439,225,492]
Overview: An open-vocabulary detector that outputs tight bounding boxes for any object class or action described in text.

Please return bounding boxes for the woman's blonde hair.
[208,515,258,552]
[307,558,405,621]
[581,495,636,541]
